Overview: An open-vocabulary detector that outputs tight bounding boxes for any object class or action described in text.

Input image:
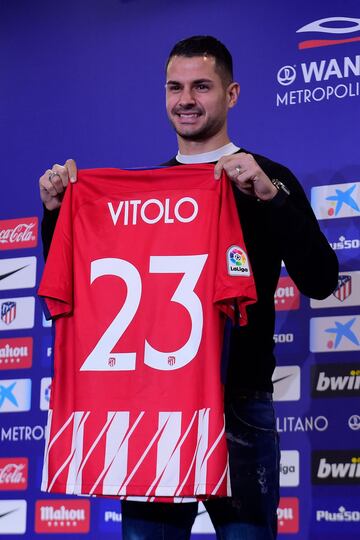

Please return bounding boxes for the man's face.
[165,55,233,142]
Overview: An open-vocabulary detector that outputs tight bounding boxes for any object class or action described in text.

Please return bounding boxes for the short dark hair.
[166,35,233,83]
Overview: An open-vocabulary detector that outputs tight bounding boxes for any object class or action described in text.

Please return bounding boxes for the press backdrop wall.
[1,1,359,538]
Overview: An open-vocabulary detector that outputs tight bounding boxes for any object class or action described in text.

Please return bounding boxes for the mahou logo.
[35,499,90,533]
[277,497,299,533]
[275,277,300,311]
[0,337,33,370]
[0,457,28,490]
[0,217,38,250]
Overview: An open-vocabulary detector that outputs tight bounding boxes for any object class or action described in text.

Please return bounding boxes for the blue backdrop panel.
[0,0,359,538]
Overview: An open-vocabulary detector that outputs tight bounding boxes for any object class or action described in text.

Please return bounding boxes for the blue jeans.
[122,396,280,540]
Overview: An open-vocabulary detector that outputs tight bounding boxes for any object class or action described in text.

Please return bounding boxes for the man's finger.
[65,158,78,183]
[51,164,69,188]
[40,170,60,198]
[214,156,227,179]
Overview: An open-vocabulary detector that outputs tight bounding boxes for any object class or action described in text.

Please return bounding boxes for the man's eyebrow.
[165,78,214,86]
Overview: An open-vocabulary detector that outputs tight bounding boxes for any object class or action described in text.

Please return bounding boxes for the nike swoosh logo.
[0,508,18,519]
[0,265,28,282]
[272,374,294,384]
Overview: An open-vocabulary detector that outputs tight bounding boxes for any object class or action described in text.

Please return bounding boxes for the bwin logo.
[317,458,360,480]
[277,66,297,86]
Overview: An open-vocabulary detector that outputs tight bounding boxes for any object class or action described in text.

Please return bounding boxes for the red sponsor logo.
[35,499,90,533]
[277,497,299,533]
[0,337,33,370]
[275,277,300,311]
[0,217,38,250]
[0,457,28,490]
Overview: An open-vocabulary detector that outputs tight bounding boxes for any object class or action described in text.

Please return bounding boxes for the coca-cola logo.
[0,218,38,250]
[0,458,28,490]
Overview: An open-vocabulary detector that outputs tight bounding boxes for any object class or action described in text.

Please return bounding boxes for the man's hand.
[39,159,78,211]
[214,153,278,201]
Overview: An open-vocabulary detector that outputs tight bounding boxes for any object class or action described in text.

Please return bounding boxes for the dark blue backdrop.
[1,1,359,538]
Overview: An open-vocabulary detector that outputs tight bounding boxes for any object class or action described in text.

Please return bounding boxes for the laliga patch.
[227,246,250,276]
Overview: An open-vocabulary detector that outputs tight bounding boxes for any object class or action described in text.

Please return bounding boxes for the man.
[39,36,338,540]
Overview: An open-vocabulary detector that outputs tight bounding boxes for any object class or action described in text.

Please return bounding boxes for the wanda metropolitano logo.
[276,16,360,106]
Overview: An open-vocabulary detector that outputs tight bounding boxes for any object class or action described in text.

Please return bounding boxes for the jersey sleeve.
[37,183,74,318]
[214,173,257,326]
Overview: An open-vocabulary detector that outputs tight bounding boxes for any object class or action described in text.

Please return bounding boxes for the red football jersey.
[38,165,257,501]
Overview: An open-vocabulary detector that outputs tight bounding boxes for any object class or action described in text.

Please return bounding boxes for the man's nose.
[178,87,196,106]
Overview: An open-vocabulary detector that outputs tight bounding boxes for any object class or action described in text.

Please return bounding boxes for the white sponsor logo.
[317,505,360,522]
[0,500,27,534]
[316,371,360,393]
[108,197,198,226]
[0,297,35,331]
[280,450,300,487]
[311,182,360,220]
[317,458,360,479]
[104,511,122,523]
[277,66,297,86]
[0,257,37,291]
[276,57,360,106]
[310,316,360,353]
[0,379,31,413]
[277,416,328,433]
[0,424,46,442]
[329,235,360,251]
[272,366,301,401]
[297,17,360,35]
[311,271,360,308]
[40,377,52,411]
[273,333,294,344]
[348,415,360,431]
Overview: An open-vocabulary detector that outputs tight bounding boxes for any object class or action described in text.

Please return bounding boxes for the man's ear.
[228,82,240,109]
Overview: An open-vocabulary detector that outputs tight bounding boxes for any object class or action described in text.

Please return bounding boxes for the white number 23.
[80,255,207,372]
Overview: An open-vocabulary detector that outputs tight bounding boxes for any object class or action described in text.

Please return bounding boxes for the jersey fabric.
[38,165,257,501]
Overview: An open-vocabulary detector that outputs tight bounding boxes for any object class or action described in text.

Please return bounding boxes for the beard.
[169,111,226,142]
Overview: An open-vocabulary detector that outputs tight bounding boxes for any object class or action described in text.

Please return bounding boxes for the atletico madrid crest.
[1,301,17,325]
[333,274,352,302]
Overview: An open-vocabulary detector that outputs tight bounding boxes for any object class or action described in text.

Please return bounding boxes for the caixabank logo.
[311,363,360,397]
[312,450,360,484]
[276,16,360,107]
[310,315,360,353]
[311,182,360,220]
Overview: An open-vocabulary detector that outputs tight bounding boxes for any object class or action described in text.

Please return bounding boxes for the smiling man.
[39,36,338,540]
